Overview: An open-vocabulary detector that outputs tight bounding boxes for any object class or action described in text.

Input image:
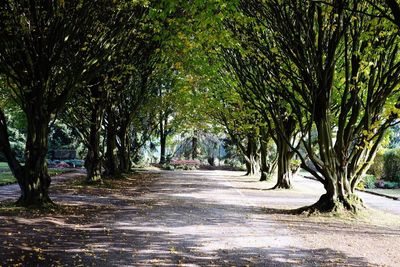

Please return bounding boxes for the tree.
[236,0,400,212]
[63,77,109,183]
[207,82,264,176]
[259,126,277,181]
[103,44,158,176]
[222,45,299,188]
[366,0,400,28]
[0,0,121,206]
[156,73,176,164]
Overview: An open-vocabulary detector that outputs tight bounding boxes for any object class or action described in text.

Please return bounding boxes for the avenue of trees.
[0,0,399,214]
[203,0,400,212]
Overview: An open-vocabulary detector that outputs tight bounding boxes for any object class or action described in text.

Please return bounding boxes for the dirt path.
[0,170,399,266]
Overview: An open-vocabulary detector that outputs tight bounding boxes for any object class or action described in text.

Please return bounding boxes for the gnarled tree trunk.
[272,116,296,189]
[85,104,103,183]
[17,114,52,206]
[273,135,292,189]
[307,116,363,212]
[0,107,53,207]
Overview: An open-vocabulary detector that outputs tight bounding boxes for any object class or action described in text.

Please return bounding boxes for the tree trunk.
[117,125,131,173]
[104,106,120,177]
[0,109,24,183]
[16,115,52,207]
[244,134,259,176]
[385,0,400,27]
[191,135,198,160]
[160,134,166,164]
[259,139,268,181]
[85,105,103,183]
[308,171,362,213]
[0,108,53,207]
[273,136,292,189]
[305,116,363,212]
[259,128,276,181]
[159,113,168,164]
[85,147,102,183]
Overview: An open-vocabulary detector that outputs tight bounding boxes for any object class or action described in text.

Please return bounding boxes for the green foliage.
[162,164,175,171]
[384,149,400,182]
[367,150,385,179]
[388,124,400,149]
[223,158,246,171]
[49,122,79,150]
[362,175,377,189]
[383,181,399,189]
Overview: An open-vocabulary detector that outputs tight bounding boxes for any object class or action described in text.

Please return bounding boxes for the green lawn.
[0,164,72,186]
[0,162,10,170]
[367,188,400,198]
[0,172,16,185]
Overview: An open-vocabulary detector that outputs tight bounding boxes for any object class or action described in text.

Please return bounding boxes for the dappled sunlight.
[0,170,398,266]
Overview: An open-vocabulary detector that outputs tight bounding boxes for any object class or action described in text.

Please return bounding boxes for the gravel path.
[0,170,399,266]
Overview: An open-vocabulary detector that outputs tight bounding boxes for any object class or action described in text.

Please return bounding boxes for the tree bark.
[16,114,52,206]
[273,135,292,189]
[191,135,198,160]
[385,0,400,27]
[104,106,120,177]
[159,114,167,164]
[272,115,296,189]
[0,107,54,207]
[117,124,131,173]
[259,127,276,181]
[244,134,259,176]
[0,109,24,183]
[160,134,166,164]
[85,147,102,183]
[85,104,103,183]
[307,115,363,212]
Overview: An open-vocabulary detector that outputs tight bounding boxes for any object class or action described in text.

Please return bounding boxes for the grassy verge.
[366,188,400,198]
[0,172,16,186]
[0,162,9,169]
[0,168,73,186]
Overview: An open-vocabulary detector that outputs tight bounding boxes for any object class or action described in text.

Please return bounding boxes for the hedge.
[383,148,400,182]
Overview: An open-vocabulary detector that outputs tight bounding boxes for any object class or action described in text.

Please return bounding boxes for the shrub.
[162,164,175,171]
[224,158,246,170]
[368,150,384,179]
[362,174,376,189]
[384,181,399,189]
[383,148,400,182]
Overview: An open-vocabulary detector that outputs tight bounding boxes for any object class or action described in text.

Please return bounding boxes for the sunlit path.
[1,170,399,266]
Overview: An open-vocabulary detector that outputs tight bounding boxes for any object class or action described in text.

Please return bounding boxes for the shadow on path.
[0,170,395,266]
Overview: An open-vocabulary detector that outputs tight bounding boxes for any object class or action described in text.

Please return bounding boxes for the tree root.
[295,193,365,215]
[272,182,292,189]
[259,172,269,181]
[15,195,56,209]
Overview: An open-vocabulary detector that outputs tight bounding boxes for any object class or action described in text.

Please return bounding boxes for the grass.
[0,162,9,170]
[366,188,400,198]
[0,172,16,185]
[0,165,73,186]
